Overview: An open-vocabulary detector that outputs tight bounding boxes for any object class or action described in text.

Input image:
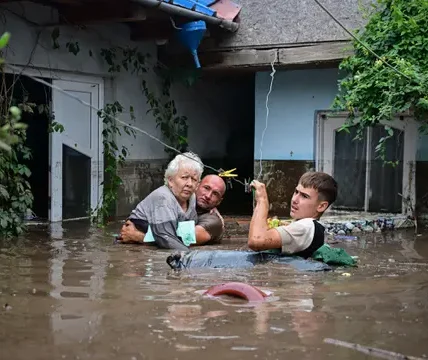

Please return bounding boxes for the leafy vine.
[333,0,428,164]
[1,27,192,232]
[92,101,137,225]
[92,45,190,225]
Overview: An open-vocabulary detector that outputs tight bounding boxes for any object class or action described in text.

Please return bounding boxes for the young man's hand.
[250,180,268,202]
[120,220,145,243]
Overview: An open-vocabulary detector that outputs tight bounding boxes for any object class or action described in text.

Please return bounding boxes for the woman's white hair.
[164,152,204,183]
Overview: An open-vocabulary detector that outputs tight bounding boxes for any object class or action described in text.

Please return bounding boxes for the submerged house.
[1,0,249,222]
[161,0,428,227]
[2,0,427,228]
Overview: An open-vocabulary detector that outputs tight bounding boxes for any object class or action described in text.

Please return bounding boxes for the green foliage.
[142,70,189,160]
[0,32,28,152]
[48,36,191,226]
[0,101,33,238]
[333,0,428,162]
[89,46,189,225]
[0,31,33,237]
[99,46,189,157]
[92,101,137,225]
[100,46,148,74]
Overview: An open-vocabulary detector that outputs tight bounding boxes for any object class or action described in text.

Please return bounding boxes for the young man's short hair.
[298,171,338,207]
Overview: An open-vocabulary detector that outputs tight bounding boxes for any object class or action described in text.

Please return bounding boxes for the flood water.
[1,221,428,360]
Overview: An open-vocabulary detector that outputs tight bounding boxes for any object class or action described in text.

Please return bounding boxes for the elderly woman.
[118,152,204,250]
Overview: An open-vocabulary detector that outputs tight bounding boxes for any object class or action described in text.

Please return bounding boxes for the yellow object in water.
[267,216,292,229]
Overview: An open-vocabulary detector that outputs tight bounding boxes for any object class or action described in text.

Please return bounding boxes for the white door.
[316,113,418,215]
[50,79,103,222]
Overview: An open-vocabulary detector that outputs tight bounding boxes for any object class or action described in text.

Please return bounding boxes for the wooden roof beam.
[56,3,151,25]
[158,41,353,71]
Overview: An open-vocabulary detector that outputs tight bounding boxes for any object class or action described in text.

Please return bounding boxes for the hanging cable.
[256,50,277,180]
[311,0,413,81]
[5,63,248,187]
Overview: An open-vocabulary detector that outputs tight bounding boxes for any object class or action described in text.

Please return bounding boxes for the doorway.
[5,73,51,220]
[50,77,104,222]
[5,72,104,222]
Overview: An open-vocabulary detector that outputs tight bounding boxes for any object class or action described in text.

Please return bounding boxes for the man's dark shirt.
[196,206,224,244]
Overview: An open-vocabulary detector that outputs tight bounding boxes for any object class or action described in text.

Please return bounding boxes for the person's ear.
[317,201,329,213]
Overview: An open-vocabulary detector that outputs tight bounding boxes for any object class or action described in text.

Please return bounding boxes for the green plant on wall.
[93,46,189,224]
[48,32,191,226]
[0,80,33,237]
[0,32,27,152]
[0,32,31,237]
[333,0,428,164]
[142,69,189,160]
[0,32,65,238]
[92,101,137,225]
[98,45,189,157]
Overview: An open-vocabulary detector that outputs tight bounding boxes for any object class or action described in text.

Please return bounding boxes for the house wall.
[117,73,255,216]
[1,2,252,217]
[254,67,428,217]
[2,2,166,218]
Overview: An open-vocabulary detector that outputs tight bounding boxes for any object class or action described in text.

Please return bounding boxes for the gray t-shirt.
[197,208,224,244]
[129,185,197,250]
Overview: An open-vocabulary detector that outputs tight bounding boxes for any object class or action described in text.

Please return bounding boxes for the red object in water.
[204,282,268,302]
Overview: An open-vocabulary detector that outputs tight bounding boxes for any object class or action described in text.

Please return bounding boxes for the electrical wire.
[5,63,248,187]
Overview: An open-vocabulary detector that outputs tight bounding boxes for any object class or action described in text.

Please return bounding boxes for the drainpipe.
[131,0,240,32]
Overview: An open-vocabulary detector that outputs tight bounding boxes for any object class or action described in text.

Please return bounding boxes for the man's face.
[196,176,225,210]
[167,167,199,204]
[290,184,329,220]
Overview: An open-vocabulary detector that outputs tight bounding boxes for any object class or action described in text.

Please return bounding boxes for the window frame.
[315,111,418,215]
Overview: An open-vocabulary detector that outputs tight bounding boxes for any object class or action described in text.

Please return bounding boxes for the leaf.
[23,167,31,177]
[0,140,11,152]
[0,185,9,199]
[0,32,11,49]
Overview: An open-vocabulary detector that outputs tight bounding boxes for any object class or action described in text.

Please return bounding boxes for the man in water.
[120,174,226,246]
[248,171,338,258]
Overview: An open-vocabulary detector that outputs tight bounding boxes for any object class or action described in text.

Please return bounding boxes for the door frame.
[315,111,418,215]
[5,66,104,222]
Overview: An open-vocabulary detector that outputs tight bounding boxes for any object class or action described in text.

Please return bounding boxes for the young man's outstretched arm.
[248,180,282,251]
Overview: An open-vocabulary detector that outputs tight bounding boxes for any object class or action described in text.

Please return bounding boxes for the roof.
[208,0,370,49]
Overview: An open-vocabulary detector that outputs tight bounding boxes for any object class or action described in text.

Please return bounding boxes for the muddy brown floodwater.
[1,221,428,360]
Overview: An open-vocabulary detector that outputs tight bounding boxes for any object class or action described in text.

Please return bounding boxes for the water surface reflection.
[0,222,427,360]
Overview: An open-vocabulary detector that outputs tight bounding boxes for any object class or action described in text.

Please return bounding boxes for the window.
[315,112,418,214]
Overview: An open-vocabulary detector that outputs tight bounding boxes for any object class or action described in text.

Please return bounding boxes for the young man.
[120,174,226,246]
[248,171,338,258]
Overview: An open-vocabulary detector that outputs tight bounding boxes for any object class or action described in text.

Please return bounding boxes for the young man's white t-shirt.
[274,218,325,256]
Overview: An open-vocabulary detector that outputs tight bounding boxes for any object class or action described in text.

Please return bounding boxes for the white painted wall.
[1,2,250,162]
[171,74,254,159]
[1,2,164,160]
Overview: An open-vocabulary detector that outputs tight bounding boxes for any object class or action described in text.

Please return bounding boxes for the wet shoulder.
[143,185,173,204]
